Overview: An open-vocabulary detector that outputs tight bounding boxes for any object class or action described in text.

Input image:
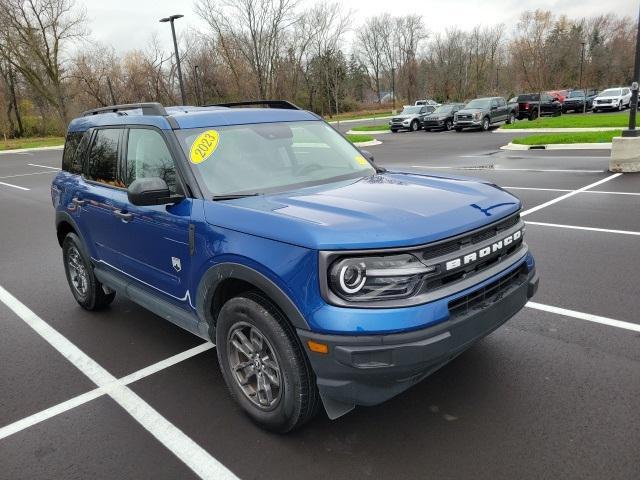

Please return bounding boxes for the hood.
[457,108,485,114]
[392,113,416,120]
[203,172,521,250]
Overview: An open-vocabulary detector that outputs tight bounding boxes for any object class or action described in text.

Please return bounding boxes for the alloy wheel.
[67,246,88,297]
[227,322,282,410]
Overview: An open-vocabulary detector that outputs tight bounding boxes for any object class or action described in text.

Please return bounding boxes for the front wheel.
[481,117,490,131]
[506,113,515,125]
[410,120,419,132]
[390,128,398,133]
[618,101,623,111]
[445,120,453,130]
[216,293,320,432]
[63,233,115,310]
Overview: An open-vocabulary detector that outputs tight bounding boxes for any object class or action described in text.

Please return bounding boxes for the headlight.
[473,112,482,120]
[328,254,435,301]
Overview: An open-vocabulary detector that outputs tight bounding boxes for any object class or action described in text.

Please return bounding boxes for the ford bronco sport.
[52,100,538,432]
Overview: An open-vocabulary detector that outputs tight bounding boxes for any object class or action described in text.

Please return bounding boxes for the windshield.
[434,105,454,114]
[568,91,585,98]
[401,106,422,114]
[600,88,622,97]
[465,99,491,109]
[177,121,376,197]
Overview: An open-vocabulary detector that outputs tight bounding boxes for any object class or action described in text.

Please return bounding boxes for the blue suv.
[52,101,538,432]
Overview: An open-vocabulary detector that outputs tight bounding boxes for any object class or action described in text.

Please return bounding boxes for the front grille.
[457,114,472,120]
[391,118,402,122]
[448,264,526,317]
[598,99,612,104]
[421,213,520,261]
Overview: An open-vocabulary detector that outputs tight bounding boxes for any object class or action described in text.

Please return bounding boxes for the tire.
[618,101,623,111]
[216,292,320,432]
[529,109,538,121]
[62,233,115,310]
[390,129,398,133]
[445,120,453,130]
[506,113,515,125]
[481,117,490,131]
[410,120,419,132]
[593,108,598,113]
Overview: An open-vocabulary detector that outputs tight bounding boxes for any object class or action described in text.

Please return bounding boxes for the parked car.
[592,87,632,112]
[52,100,538,432]
[515,93,562,120]
[508,97,520,118]
[454,97,516,131]
[422,103,466,131]
[547,90,569,103]
[389,105,435,132]
[562,90,597,113]
[415,99,440,107]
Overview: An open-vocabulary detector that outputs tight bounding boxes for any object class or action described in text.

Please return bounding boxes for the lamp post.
[194,65,202,106]
[622,6,640,138]
[160,14,186,105]
[579,41,586,114]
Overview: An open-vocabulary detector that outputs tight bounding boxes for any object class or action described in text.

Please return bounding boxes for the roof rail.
[207,100,301,110]
[81,102,168,117]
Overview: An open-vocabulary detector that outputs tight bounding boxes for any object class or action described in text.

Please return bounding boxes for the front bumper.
[454,119,482,128]
[298,264,538,416]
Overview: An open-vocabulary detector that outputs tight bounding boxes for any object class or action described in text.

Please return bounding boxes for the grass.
[0,136,64,151]
[503,111,629,129]
[346,134,375,143]
[350,124,390,132]
[324,109,392,121]
[512,130,622,146]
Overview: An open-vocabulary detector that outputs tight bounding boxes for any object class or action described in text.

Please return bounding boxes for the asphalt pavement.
[1,127,639,480]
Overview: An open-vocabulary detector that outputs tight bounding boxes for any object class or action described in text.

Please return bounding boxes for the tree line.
[0,0,637,138]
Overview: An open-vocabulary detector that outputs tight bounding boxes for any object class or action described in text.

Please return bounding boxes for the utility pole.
[194,65,202,106]
[391,67,396,114]
[579,42,586,114]
[622,6,640,138]
[160,14,186,105]
[107,77,116,105]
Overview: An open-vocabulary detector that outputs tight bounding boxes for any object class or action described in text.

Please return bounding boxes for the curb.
[327,115,392,125]
[0,145,63,155]
[501,142,612,151]
[353,139,382,147]
[346,129,389,135]
[496,127,622,133]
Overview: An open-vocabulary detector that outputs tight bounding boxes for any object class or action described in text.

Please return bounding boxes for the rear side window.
[124,128,181,194]
[85,128,123,187]
[62,132,82,172]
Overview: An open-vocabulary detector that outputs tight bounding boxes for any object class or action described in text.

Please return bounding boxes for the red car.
[547,90,569,103]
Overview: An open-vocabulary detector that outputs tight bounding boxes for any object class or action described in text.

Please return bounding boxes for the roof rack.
[207,100,301,110]
[81,102,168,117]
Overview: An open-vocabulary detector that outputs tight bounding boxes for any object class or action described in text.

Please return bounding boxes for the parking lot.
[1,128,639,479]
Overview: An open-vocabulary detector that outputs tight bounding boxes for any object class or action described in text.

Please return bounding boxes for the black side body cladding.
[196,263,310,333]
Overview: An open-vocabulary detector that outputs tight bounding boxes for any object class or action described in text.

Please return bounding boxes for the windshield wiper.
[212,193,260,201]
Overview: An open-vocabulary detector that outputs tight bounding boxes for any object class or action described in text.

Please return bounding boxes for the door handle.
[72,197,86,206]
[114,209,133,222]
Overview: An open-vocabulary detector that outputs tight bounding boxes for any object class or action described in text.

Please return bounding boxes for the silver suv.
[389,105,435,132]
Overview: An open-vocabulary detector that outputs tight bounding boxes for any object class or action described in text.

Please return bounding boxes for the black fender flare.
[196,262,310,331]
[55,211,82,247]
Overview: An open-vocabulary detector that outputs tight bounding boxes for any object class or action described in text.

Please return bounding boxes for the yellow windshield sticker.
[355,155,368,166]
[190,130,220,164]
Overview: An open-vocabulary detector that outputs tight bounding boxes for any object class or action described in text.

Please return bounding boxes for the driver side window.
[125,128,181,195]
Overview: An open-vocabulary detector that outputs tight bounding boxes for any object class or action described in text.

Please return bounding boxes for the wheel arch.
[55,211,80,247]
[196,263,310,339]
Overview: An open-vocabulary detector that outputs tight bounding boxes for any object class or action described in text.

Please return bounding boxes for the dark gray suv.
[454,97,516,132]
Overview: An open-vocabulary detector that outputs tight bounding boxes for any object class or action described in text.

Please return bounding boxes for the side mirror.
[127,177,184,206]
[360,149,375,162]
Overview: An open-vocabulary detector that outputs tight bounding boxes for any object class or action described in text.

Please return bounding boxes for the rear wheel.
[63,233,115,310]
[216,293,320,432]
[506,113,515,125]
[529,109,538,121]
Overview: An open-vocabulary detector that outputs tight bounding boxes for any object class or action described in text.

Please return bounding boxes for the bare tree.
[0,0,86,123]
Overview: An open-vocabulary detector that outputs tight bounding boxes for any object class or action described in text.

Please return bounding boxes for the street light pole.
[579,42,586,114]
[160,14,186,105]
[194,65,202,106]
[622,6,640,138]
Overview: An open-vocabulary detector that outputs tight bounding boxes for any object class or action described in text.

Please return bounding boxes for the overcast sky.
[80,0,639,53]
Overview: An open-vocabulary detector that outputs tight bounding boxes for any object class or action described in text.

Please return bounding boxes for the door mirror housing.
[360,149,375,162]
[127,177,184,206]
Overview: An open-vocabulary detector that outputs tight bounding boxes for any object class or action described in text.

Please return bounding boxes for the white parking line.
[525,221,640,237]
[0,286,236,480]
[411,165,605,173]
[505,186,640,196]
[0,171,56,179]
[526,302,640,333]
[27,163,60,170]
[520,173,621,217]
[0,181,29,191]
[0,342,214,440]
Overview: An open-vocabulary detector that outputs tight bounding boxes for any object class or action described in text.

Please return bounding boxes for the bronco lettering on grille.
[445,230,522,271]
